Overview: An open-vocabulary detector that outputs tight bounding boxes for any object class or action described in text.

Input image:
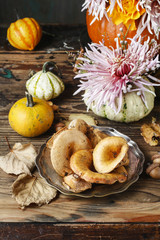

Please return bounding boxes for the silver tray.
[35,126,145,198]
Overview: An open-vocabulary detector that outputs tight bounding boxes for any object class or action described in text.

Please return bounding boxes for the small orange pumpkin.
[7,17,42,50]
[86,11,160,49]
[8,92,54,137]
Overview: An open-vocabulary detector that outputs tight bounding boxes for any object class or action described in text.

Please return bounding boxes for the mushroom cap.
[68,119,88,134]
[93,136,129,174]
[50,129,92,176]
[70,149,128,184]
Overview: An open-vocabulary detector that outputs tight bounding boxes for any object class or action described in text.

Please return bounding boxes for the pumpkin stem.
[42,61,62,77]
[14,8,20,20]
[42,61,54,73]
[25,91,35,107]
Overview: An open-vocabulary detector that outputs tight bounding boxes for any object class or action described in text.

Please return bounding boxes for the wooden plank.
[0,176,160,222]
[0,223,160,240]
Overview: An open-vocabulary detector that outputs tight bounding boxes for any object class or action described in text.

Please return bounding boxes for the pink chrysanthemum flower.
[74,38,160,114]
[82,0,160,39]
[82,0,109,24]
[82,0,123,24]
[137,0,160,39]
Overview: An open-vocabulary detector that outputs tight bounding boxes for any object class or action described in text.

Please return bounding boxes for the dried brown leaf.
[0,143,37,175]
[12,174,57,209]
[141,123,160,146]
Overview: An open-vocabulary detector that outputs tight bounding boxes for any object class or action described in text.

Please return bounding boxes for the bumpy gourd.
[84,85,155,123]
[8,92,54,137]
[26,62,65,100]
[7,17,42,50]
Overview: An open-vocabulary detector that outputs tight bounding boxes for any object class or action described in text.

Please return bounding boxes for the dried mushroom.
[50,128,92,177]
[63,174,92,193]
[47,119,129,193]
[70,149,128,184]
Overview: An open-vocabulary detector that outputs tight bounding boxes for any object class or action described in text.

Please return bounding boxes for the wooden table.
[0,24,160,240]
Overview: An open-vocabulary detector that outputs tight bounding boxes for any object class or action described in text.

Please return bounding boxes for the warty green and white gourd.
[84,85,155,123]
[26,62,64,100]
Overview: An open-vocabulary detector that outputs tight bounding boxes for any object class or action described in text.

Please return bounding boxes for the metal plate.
[35,126,145,198]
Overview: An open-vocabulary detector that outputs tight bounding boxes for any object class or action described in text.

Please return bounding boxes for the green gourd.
[26,62,65,100]
[84,85,155,123]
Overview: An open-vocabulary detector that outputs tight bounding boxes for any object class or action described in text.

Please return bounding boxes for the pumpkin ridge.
[7,27,22,50]
[34,72,43,97]
[49,72,65,91]
[22,18,35,50]
[14,21,31,50]
[47,74,55,97]
[26,73,38,94]
[31,18,41,43]
[29,18,39,44]
[26,73,36,86]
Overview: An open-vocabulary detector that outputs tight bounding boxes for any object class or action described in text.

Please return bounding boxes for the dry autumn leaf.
[0,142,37,175]
[12,174,57,209]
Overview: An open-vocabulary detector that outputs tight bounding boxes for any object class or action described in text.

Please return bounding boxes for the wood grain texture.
[0,223,160,240]
[0,24,160,239]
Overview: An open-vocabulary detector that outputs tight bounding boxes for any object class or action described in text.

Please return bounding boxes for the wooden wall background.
[0,0,85,25]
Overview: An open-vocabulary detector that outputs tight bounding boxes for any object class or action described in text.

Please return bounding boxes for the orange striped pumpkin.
[7,18,42,51]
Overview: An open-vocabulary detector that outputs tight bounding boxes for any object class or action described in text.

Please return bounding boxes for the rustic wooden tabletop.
[0,24,160,240]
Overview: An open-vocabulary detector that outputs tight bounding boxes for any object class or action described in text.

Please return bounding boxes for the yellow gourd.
[8,92,54,137]
[7,17,42,50]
